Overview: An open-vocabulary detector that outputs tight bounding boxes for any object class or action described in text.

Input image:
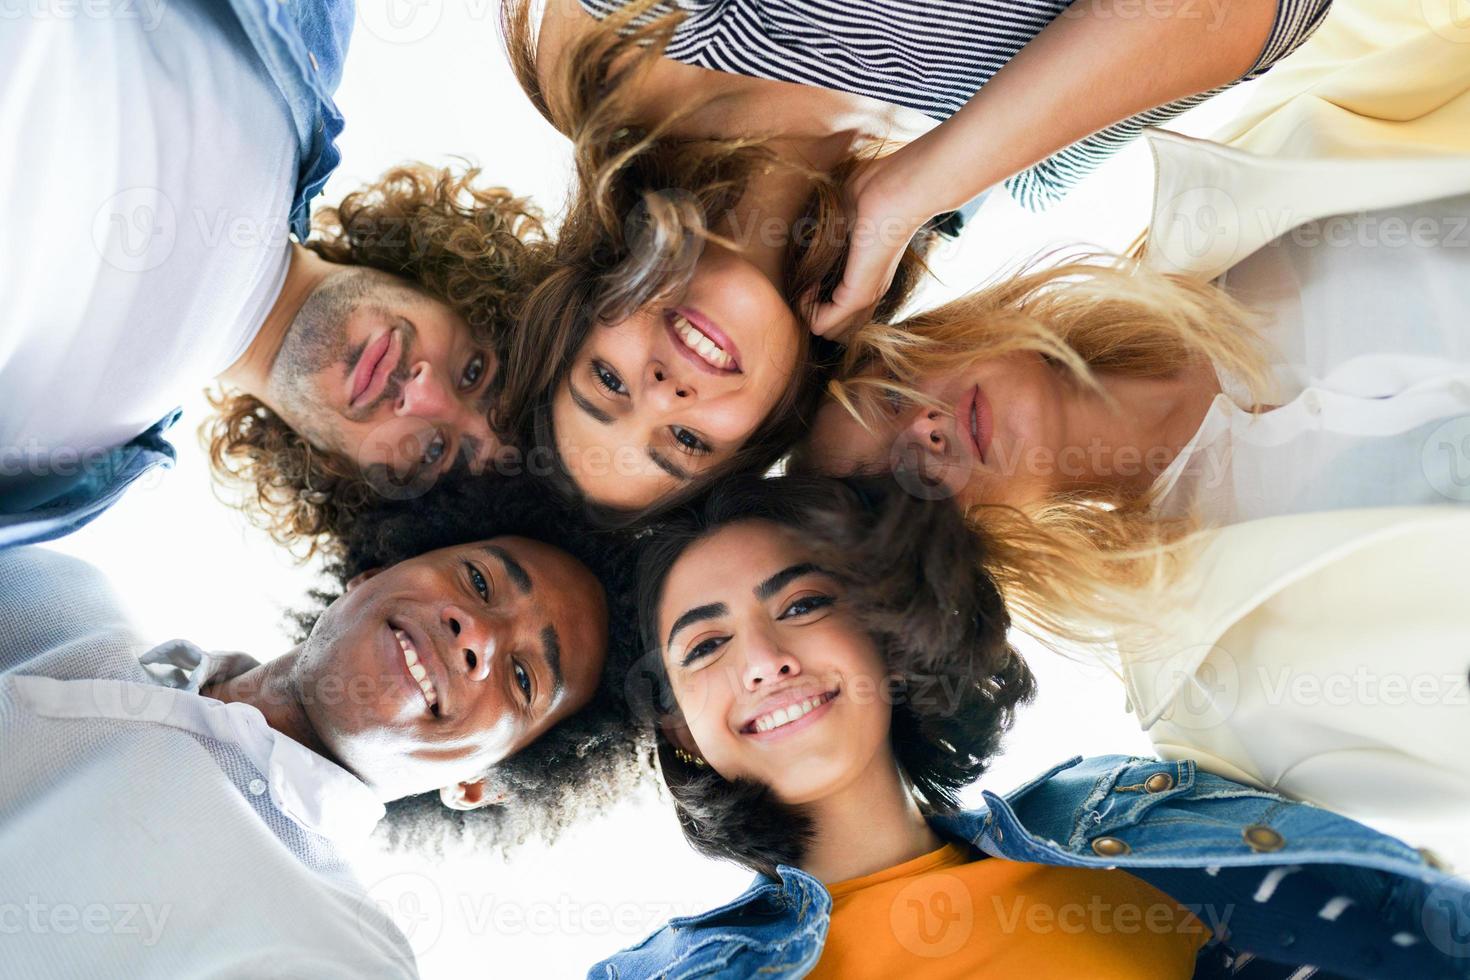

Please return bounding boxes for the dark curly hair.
[204,163,548,556]
[497,2,934,526]
[628,474,1036,877]
[294,473,649,854]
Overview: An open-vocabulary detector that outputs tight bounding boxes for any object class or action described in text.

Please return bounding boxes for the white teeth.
[751,693,832,733]
[394,629,438,709]
[672,315,735,370]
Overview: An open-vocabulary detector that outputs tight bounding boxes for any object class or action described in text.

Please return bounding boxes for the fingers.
[809,239,908,340]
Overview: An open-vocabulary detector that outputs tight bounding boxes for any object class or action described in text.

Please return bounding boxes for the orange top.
[806,843,1210,980]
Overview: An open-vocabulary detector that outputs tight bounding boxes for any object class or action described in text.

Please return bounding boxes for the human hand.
[806,153,937,341]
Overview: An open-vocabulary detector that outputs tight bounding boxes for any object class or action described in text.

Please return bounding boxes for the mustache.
[348,344,412,420]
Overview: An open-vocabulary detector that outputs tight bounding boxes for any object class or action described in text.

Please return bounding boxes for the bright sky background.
[41,3,1258,975]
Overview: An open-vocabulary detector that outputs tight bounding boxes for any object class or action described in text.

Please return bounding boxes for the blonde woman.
[798,0,1470,869]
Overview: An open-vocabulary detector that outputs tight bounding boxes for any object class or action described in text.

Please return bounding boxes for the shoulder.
[0,547,141,677]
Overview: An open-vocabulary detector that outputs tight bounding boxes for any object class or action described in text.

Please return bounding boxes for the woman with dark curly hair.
[202,163,548,554]
[592,473,1470,978]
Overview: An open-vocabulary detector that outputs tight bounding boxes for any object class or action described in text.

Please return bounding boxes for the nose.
[442,604,496,682]
[905,409,949,458]
[740,631,800,691]
[644,362,692,413]
[396,362,456,420]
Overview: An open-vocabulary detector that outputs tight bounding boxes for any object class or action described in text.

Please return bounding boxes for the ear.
[345,567,382,593]
[439,779,505,812]
[658,713,705,764]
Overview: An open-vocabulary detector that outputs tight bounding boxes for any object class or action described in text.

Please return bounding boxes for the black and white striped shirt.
[581,0,1332,210]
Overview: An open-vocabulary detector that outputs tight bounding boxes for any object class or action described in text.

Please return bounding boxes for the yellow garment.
[1208,0,1470,157]
[806,843,1210,980]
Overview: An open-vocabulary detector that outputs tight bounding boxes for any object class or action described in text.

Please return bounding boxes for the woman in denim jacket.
[592,473,1470,979]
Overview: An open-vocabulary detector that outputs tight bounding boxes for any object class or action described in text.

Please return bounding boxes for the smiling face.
[656,520,894,805]
[291,536,608,800]
[805,352,1067,511]
[552,243,803,511]
[263,263,509,488]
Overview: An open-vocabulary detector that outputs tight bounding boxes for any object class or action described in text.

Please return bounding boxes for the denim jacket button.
[1092,837,1130,858]
[1144,772,1174,793]
[1243,825,1286,852]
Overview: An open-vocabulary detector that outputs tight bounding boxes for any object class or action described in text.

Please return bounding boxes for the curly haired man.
[0,0,543,552]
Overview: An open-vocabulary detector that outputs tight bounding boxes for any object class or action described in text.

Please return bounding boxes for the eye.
[423,432,446,467]
[513,660,532,702]
[671,426,712,456]
[778,594,835,620]
[460,352,486,390]
[681,635,729,668]
[465,562,490,602]
[591,360,627,396]
[882,386,908,417]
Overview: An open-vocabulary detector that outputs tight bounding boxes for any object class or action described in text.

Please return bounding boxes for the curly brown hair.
[203,164,547,555]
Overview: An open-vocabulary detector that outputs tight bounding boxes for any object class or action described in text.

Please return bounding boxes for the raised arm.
[810,0,1283,337]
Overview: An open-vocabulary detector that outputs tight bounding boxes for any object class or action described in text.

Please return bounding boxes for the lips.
[739,686,840,740]
[350,329,400,408]
[388,618,444,717]
[666,307,741,375]
[959,384,994,464]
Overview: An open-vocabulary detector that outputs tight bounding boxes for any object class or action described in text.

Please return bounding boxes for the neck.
[799,751,944,884]
[1057,363,1219,497]
[200,648,330,759]
[218,242,334,397]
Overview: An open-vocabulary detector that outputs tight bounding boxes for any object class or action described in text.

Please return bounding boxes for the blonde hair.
[799,254,1275,650]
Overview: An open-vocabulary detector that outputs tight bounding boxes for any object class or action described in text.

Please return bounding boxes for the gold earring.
[673,746,708,768]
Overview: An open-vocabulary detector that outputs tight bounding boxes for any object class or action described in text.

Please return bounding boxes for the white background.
[41,2,1256,975]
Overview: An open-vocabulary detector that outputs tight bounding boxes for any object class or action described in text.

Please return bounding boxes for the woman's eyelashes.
[778,593,836,620]
[591,359,627,397]
[671,426,712,456]
[681,634,729,668]
[678,593,837,667]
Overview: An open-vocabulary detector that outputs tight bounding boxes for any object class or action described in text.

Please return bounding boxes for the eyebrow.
[483,544,533,594]
[755,563,824,601]
[665,602,729,650]
[647,448,690,482]
[568,384,614,425]
[539,624,565,699]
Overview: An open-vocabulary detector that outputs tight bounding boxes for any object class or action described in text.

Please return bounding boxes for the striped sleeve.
[1004,0,1334,211]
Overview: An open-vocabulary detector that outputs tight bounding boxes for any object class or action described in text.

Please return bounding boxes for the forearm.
[888,0,1280,214]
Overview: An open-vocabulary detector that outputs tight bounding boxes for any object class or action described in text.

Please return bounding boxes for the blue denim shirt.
[0,0,353,550]
[224,0,354,242]
[591,756,1470,979]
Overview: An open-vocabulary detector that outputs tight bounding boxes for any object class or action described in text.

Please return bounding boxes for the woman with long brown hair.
[494,0,1326,520]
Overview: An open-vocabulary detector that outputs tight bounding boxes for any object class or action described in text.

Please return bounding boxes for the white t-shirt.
[1151,192,1470,525]
[0,0,297,463]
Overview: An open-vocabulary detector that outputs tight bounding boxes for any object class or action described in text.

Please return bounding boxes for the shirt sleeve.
[0,548,139,677]
[1004,0,1334,211]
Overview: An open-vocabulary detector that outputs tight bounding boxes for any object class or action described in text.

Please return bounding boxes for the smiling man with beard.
[0,0,543,551]
[0,478,641,976]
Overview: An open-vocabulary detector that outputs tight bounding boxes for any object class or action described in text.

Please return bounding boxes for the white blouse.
[1150,191,1470,525]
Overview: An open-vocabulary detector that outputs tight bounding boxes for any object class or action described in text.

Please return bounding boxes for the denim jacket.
[591,756,1470,979]
[224,0,355,242]
[0,0,352,550]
